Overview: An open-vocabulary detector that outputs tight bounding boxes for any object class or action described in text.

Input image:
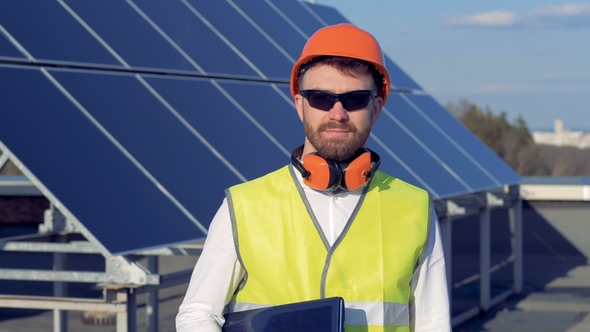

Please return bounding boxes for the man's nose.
[328,101,348,121]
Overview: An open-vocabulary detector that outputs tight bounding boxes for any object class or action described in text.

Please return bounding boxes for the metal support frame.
[510,197,523,294]
[445,187,523,328]
[147,256,159,332]
[479,204,491,312]
[53,235,68,332]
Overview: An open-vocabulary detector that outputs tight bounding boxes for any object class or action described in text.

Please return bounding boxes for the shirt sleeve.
[176,198,245,332]
[409,209,452,332]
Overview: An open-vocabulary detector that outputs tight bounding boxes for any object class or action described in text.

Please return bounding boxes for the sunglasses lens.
[306,91,335,111]
[341,92,372,111]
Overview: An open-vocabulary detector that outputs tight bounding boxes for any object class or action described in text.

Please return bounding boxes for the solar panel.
[0,0,521,256]
[267,0,325,38]
[131,0,260,78]
[0,33,25,60]
[142,75,290,180]
[404,94,521,186]
[371,105,470,199]
[216,81,302,151]
[0,0,122,67]
[63,0,198,73]
[0,65,204,255]
[48,69,248,230]
[302,3,347,26]
[228,0,307,60]
[385,93,500,192]
[186,0,294,80]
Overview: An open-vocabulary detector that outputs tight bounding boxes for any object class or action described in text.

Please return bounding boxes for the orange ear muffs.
[291,145,381,193]
[301,153,341,191]
[341,151,372,191]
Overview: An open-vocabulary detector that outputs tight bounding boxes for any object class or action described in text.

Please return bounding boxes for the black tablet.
[222,297,345,332]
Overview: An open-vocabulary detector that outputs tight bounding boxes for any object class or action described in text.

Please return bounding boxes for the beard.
[304,118,371,161]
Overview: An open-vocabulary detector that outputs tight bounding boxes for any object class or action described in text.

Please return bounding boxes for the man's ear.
[371,96,384,125]
[295,94,305,122]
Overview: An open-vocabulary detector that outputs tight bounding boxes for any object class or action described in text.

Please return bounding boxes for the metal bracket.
[446,200,466,216]
[39,204,77,234]
[105,256,158,285]
[486,192,504,207]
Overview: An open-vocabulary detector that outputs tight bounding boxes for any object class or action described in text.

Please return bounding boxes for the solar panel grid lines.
[368,133,440,199]
[225,0,296,64]
[134,74,248,183]
[180,0,268,80]
[298,1,329,27]
[125,0,207,75]
[267,0,324,37]
[271,83,297,108]
[400,93,503,188]
[404,94,522,187]
[263,0,310,39]
[185,0,294,80]
[380,106,474,192]
[210,79,291,158]
[40,67,208,235]
[56,0,131,69]
[0,23,35,62]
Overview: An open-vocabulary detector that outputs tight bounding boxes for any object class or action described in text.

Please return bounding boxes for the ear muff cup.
[291,145,380,192]
[301,153,341,191]
[342,151,372,191]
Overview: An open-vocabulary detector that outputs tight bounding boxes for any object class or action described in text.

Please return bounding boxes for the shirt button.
[333,196,338,200]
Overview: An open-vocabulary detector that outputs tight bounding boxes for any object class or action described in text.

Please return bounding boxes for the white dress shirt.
[176,166,451,331]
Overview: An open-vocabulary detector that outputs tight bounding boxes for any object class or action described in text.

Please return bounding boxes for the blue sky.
[315,0,590,131]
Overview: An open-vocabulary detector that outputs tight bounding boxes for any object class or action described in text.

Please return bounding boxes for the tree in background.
[446,99,550,176]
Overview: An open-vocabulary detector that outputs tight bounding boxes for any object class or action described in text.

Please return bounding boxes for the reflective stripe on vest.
[227,165,429,331]
[231,301,409,326]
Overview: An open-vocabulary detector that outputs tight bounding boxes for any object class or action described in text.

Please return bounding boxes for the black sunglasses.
[300,90,377,111]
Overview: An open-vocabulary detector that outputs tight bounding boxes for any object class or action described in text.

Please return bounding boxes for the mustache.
[318,122,356,132]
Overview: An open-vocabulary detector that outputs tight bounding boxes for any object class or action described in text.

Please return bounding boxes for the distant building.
[533,120,590,149]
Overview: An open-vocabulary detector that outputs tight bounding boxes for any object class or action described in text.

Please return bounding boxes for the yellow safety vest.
[226,166,430,332]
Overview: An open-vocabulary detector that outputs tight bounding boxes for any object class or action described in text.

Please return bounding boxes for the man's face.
[294,64,383,161]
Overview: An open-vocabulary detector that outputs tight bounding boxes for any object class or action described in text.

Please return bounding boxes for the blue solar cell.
[186,0,293,80]
[365,140,429,194]
[64,0,197,73]
[49,69,243,232]
[386,94,500,192]
[143,75,290,180]
[229,0,307,60]
[131,0,259,79]
[0,1,122,67]
[267,0,325,38]
[384,57,423,91]
[217,81,302,151]
[0,65,203,255]
[404,95,521,186]
[371,107,469,199]
[304,3,349,26]
[0,33,26,60]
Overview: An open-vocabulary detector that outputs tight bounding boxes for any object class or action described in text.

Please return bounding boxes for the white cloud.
[444,3,590,28]
[444,11,519,27]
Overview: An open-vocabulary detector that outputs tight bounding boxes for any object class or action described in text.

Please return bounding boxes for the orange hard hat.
[290,24,390,103]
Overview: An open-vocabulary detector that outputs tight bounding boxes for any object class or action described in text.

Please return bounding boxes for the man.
[177,24,450,331]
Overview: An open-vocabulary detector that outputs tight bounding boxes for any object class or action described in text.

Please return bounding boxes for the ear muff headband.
[291,145,380,192]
